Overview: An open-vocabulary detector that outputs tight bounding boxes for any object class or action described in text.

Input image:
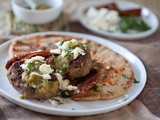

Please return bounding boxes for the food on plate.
[85,2,150,33]
[6,35,134,101]
[85,7,120,32]
[119,16,150,33]
[6,39,92,99]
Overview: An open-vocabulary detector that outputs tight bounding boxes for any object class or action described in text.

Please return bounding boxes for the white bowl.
[11,0,63,24]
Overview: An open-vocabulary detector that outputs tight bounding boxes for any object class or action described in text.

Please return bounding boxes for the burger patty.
[68,51,92,80]
[7,61,36,98]
[7,60,59,99]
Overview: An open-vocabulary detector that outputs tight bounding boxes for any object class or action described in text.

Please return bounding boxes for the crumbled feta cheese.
[42,74,51,79]
[59,79,69,90]
[50,49,61,54]
[31,72,51,80]
[59,41,71,50]
[25,56,45,64]
[71,47,86,59]
[71,39,78,43]
[49,99,57,106]
[20,56,45,70]
[67,85,78,91]
[86,7,98,19]
[125,94,129,100]
[55,73,63,82]
[117,99,123,103]
[117,94,129,103]
[55,41,61,47]
[54,73,77,91]
[105,10,120,25]
[86,7,120,32]
[61,50,68,57]
[97,8,108,18]
[20,64,27,70]
[39,64,54,74]
[106,66,110,70]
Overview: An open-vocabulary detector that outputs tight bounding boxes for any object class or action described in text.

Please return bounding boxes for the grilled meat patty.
[7,60,59,99]
[68,50,92,80]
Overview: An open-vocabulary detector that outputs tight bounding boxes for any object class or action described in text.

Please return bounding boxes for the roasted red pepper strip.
[72,68,109,96]
[96,2,141,16]
[119,8,141,16]
[96,2,119,11]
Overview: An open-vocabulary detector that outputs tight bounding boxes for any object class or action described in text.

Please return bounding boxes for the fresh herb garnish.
[122,74,128,80]
[119,16,150,33]
[92,85,100,92]
[107,91,113,94]
[18,67,23,71]
[84,43,91,49]
[92,60,103,67]
[52,98,64,105]
[39,46,46,50]
[60,91,71,98]
[58,102,64,105]
[134,78,139,83]
[22,42,29,45]
[27,63,36,71]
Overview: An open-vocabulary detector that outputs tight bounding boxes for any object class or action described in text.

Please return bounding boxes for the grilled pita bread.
[9,35,80,57]
[8,35,134,100]
[72,41,134,100]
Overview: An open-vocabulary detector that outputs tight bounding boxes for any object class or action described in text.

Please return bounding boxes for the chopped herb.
[60,91,71,98]
[52,98,63,105]
[121,84,125,87]
[18,67,23,71]
[122,74,128,79]
[107,91,113,94]
[19,95,26,99]
[58,102,64,105]
[84,43,91,49]
[39,46,46,50]
[22,42,29,45]
[119,16,150,33]
[134,78,139,83]
[92,60,103,67]
[92,85,100,92]
[59,41,64,46]
[27,63,36,71]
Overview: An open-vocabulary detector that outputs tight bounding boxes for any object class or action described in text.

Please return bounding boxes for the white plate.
[77,0,159,40]
[0,32,146,116]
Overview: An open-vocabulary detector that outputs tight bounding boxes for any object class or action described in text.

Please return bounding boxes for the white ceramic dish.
[0,32,146,116]
[77,0,159,40]
[11,0,63,24]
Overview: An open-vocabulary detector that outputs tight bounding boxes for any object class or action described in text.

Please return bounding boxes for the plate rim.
[77,0,159,40]
[0,31,147,116]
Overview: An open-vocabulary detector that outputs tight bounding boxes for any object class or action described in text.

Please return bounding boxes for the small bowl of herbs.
[77,0,159,40]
